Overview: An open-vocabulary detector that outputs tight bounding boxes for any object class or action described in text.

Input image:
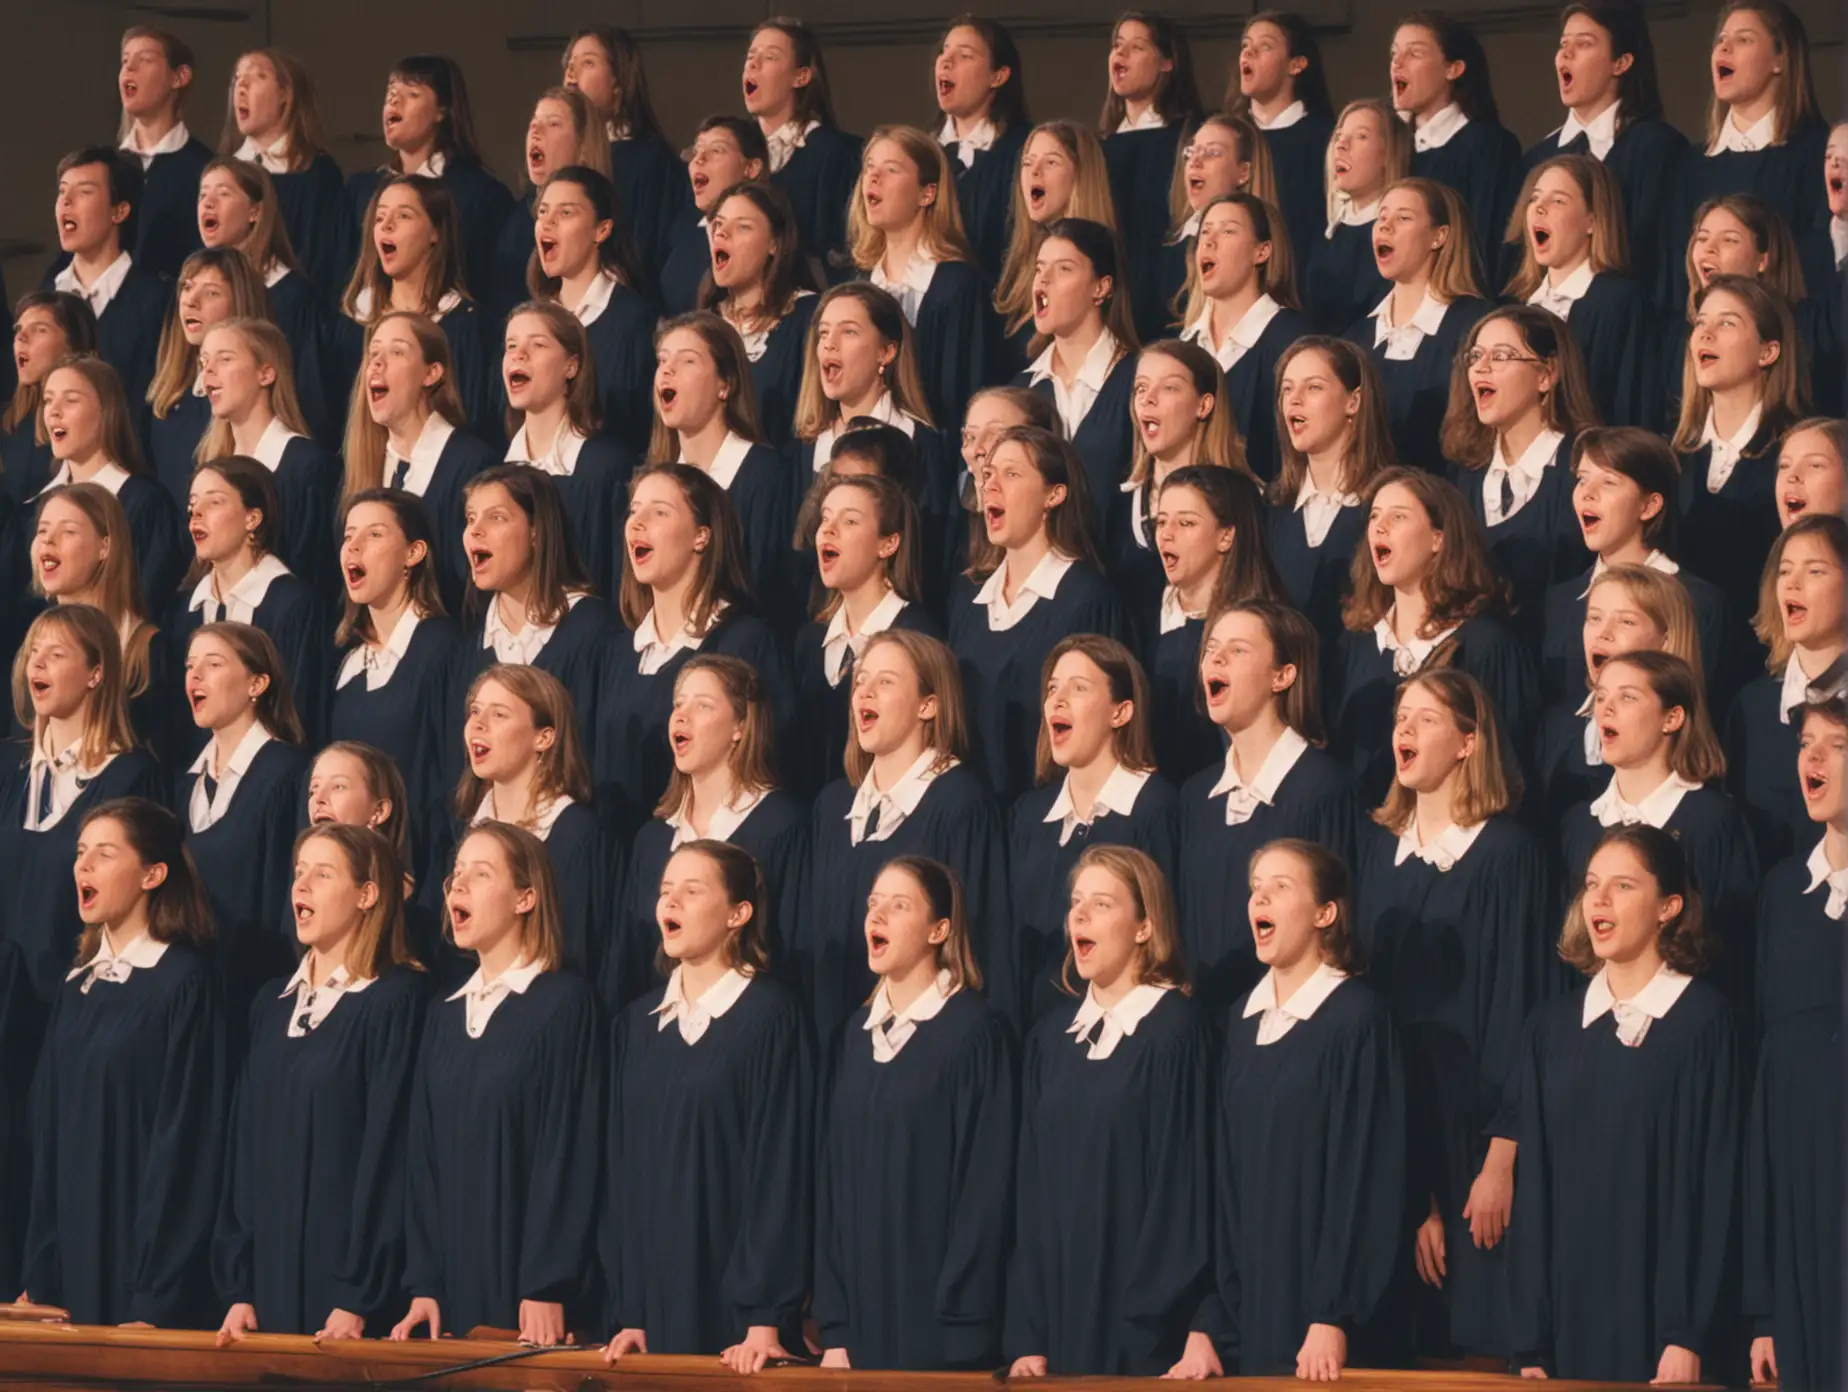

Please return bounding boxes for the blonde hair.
[218,50,331,171]
[842,631,972,784]
[1702,0,1821,151]
[1165,112,1278,244]
[10,605,137,769]
[1323,99,1411,229]
[193,318,314,467]
[646,313,764,462]
[526,86,612,191]
[1125,339,1250,488]
[1371,668,1519,834]
[1059,845,1189,995]
[1753,513,1847,671]
[291,823,420,979]
[1502,154,1630,301]
[993,121,1118,335]
[340,311,470,501]
[32,484,157,698]
[1033,635,1157,784]
[1584,565,1705,683]
[1177,192,1299,335]
[49,357,150,478]
[149,249,270,420]
[445,821,564,973]
[870,856,982,993]
[848,125,976,273]
[1671,276,1805,452]
[1381,178,1483,302]
[200,157,303,280]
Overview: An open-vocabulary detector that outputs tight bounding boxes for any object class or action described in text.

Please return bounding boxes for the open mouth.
[310,806,335,824]
[538,236,559,265]
[984,503,1006,533]
[58,216,78,238]
[368,379,390,406]
[200,212,221,235]
[378,237,399,263]
[1333,156,1352,179]
[1782,491,1806,516]
[1048,715,1073,744]
[1374,240,1395,267]
[506,369,532,395]
[1392,75,1408,102]
[1532,226,1552,251]
[1830,174,1846,197]
[1110,60,1129,85]
[36,553,60,580]
[1138,413,1162,442]
[345,562,368,589]
[1695,349,1720,370]
[1803,768,1831,799]
[864,191,884,214]
[867,927,890,952]
[938,76,955,100]
[188,686,209,715]
[189,523,210,546]
[236,101,251,124]
[1695,257,1719,283]
[1239,60,1255,82]
[661,913,683,939]
[1474,382,1496,409]
[818,541,841,567]
[1032,289,1050,319]
[657,385,678,410]
[78,880,98,912]
[1589,644,1611,671]
[1198,255,1218,281]
[1395,741,1416,772]
[1252,913,1275,946]
[528,144,545,171]
[1204,675,1230,704]
[712,247,732,273]
[1158,547,1180,574]
[1589,914,1616,940]
[743,78,760,99]
[385,111,404,134]
[468,739,491,764]
[468,546,494,574]
[819,359,843,387]
[449,901,471,932]
[1186,173,1206,197]
[1598,721,1620,746]
[1715,61,1735,83]
[670,727,692,755]
[182,313,204,336]
[1026,183,1047,214]
[1578,508,1602,535]
[855,702,878,733]
[48,425,68,448]
[1072,931,1097,962]
[1559,67,1575,93]
[691,171,710,198]
[1373,542,1393,569]
[28,676,52,700]
[1784,600,1809,626]
[630,541,655,567]
[294,899,315,926]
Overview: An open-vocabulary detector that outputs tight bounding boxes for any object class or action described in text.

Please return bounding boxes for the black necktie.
[1497,471,1515,521]
[201,771,219,806]
[837,641,857,690]
[33,765,53,825]
[389,456,411,490]
[862,800,882,841]
[1081,1015,1107,1048]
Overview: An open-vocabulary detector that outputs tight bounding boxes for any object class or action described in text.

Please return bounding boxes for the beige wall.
[0,0,1839,291]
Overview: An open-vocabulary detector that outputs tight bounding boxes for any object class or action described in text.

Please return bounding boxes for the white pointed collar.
[249,416,303,472]
[1116,108,1167,134]
[1327,193,1382,237]
[1582,961,1692,1045]
[1558,100,1620,160]
[470,787,574,837]
[1043,763,1151,846]
[665,786,763,850]
[1590,770,1701,828]
[1394,816,1486,871]
[188,551,293,623]
[67,929,169,990]
[1528,259,1596,320]
[971,550,1073,630]
[822,586,906,684]
[506,422,587,478]
[236,133,293,174]
[679,431,754,490]
[812,391,917,470]
[865,968,957,1061]
[1159,584,1205,635]
[1407,102,1468,151]
[1701,403,1763,494]
[1579,548,1677,598]
[1373,611,1459,678]
[939,116,997,167]
[1805,837,1848,920]
[653,964,753,1044]
[338,608,423,690]
[121,121,191,164]
[1244,960,1348,1044]
[1253,101,1306,131]
[1182,293,1282,372]
[1210,726,1308,824]
[1708,107,1776,156]
[1780,651,1846,724]
[1067,980,1170,1058]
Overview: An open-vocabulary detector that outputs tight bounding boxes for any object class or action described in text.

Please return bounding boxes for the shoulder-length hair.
[200,157,304,281]
[526,87,612,193]
[4,291,96,438]
[386,55,488,170]
[1383,177,1483,301]
[1250,837,1364,974]
[192,620,306,745]
[875,855,983,991]
[1226,12,1333,118]
[455,663,592,824]
[1672,275,1806,451]
[657,838,773,976]
[463,466,591,626]
[340,311,469,500]
[1127,339,1250,486]
[1211,599,1327,744]
[1683,194,1807,320]
[1096,11,1203,135]
[1440,305,1602,466]
[814,473,926,619]
[219,49,331,170]
[562,25,664,140]
[1372,667,1520,833]
[1755,512,1848,670]
[753,18,838,128]
[1033,215,1141,360]
[1271,335,1398,506]
[336,488,446,648]
[51,357,147,479]
[527,166,646,299]
[849,126,977,274]
[341,174,470,322]
[1164,112,1277,251]
[654,654,780,821]
[292,823,419,978]
[195,318,313,466]
[1560,823,1714,975]
[618,463,758,632]
[1502,154,1630,300]
[994,122,1118,333]
[1343,468,1510,633]
[1704,0,1820,150]
[648,312,766,461]
[11,604,136,768]
[315,739,415,879]
[1179,191,1298,330]
[794,282,937,440]
[965,424,1103,579]
[448,820,564,972]
[1585,563,1705,677]
[698,180,812,331]
[503,300,603,441]
[181,455,280,589]
[1159,465,1286,611]
[843,631,972,783]
[1061,843,1189,994]
[1601,649,1726,783]
[1573,426,1681,553]
[1560,2,1664,126]
[75,798,214,963]
[938,16,1030,133]
[1398,11,1501,124]
[34,483,156,698]
[1323,99,1412,229]
[1034,634,1157,784]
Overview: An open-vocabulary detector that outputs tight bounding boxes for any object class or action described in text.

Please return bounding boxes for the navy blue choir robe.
[1796,231,1843,416]
[790,601,942,799]
[1676,425,1782,643]
[1006,773,1178,1022]
[404,426,501,616]
[1005,987,1213,1374]
[116,470,188,614]
[1508,975,1740,1382]
[1262,112,1336,275]
[1743,847,1844,1392]
[271,155,353,311]
[1020,348,1138,541]
[181,738,312,1021]
[1551,273,1658,427]
[1102,125,1185,344]
[658,206,709,317]
[1522,119,1691,313]
[212,966,425,1334]
[331,301,495,445]
[799,766,1010,1048]
[266,271,339,444]
[1453,435,1589,638]
[1559,784,1760,1002]
[772,126,864,277]
[505,438,634,601]
[129,626,178,763]
[0,421,55,508]
[1343,296,1492,472]
[1530,700,1604,830]
[814,987,1016,1370]
[1304,220,1389,335]
[583,286,658,458]
[604,791,809,1013]
[949,123,1028,288]
[1411,121,1524,286]
[463,593,615,765]
[404,969,603,1336]
[1148,615,1224,784]
[604,973,811,1351]
[149,389,212,513]
[22,941,226,1326]
[611,132,691,285]
[0,746,166,1003]
[1219,306,1313,483]
[346,159,517,329]
[165,568,329,755]
[904,260,988,433]
[80,262,170,430]
[545,802,617,985]
[744,294,818,452]
[1538,562,1732,709]
[1103,479,1167,637]
[132,135,213,281]
[1176,741,1359,1013]
[1686,120,1831,241]
[1330,615,1538,805]
[593,611,792,834]
[1356,816,1556,1358]
[1197,974,1405,1375]
[0,940,41,1294]
[947,563,1130,801]
[489,188,538,326]
[1725,669,1822,866]
[1268,496,1365,648]
[1153,237,1192,339]
[716,443,799,629]
[256,431,343,600]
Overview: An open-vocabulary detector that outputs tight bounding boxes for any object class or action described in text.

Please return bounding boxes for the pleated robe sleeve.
[209,996,270,1308]
[516,984,605,1306]
[1472,833,1557,1144]
[721,996,814,1329]
[1506,1009,1557,1367]
[933,1011,1018,1364]
[127,966,228,1325]
[600,1012,634,1333]
[1003,1029,1053,1360]
[21,996,66,1303]
[402,1017,446,1307]
[948,794,1015,1029]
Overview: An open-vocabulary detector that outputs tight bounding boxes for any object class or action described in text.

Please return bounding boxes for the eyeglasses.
[1182,143,1231,162]
[1464,347,1543,368]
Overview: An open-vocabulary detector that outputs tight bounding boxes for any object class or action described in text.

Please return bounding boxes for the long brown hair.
[751,18,839,128]
[1703,0,1820,150]
[10,605,137,769]
[1440,306,1602,467]
[876,855,983,992]
[314,740,415,880]
[1381,178,1483,301]
[1342,469,1511,633]
[1030,216,1141,361]
[1270,336,1397,507]
[4,292,96,437]
[335,489,447,649]
[1060,843,1189,994]
[794,283,937,440]
[503,301,604,442]
[1177,192,1299,331]
[813,473,926,620]
[964,425,1104,579]
[1095,11,1202,134]
[199,158,304,281]
[655,837,773,977]
[1560,823,1714,975]
[1371,668,1520,834]
[75,798,214,964]
[994,121,1118,333]
[1164,112,1278,249]
[697,181,813,334]
[194,318,315,467]
[462,466,591,627]
[843,631,973,784]
[653,655,780,821]
[524,86,611,193]
[340,312,470,500]
[1683,193,1807,319]
[1034,634,1157,784]
[1671,276,1805,451]
[49,357,149,477]
[561,25,665,140]
[647,312,766,462]
[180,455,281,591]
[190,621,307,746]
[617,464,758,632]
[1160,466,1286,613]
[1250,837,1364,974]
[446,821,564,973]
[150,250,270,419]
[33,484,156,698]
[291,823,420,978]
[1208,599,1326,743]
[1753,513,1847,670]
[1126,339,1250,487]
[1501,154,1631,300]
[341,175,472,321]
[455,664,592,825]
[218,49,331,171]
[1322,99,1411,228]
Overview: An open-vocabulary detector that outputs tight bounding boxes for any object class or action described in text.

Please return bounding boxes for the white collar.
[1043,763,1151,845]
[471,787,574,836]
[864,969,957,1062]
[870,248,940,322]
[822,587,906,683]
[971,550,1074,630]
[1590,770,1701,828]
[1528,259,1596,312]
[67,929,169,990]
[1832,217,1848,265]
[1253,100,1306,131]
[280,957,371,997]
[1209,726,1309,823]
[1708,107,1777,156]
[1027,329,1120,395]
[812,392,916,470]
[445,954,542,1036]
[338,608,423,690]
[279,959,374,1034]
[1067,981,1170,1059]
[53,251,133,316]
[188,552,292,622]
[1393,816,1487,871]
[1582,961,1692,1045]
[633,601,718,674]
[250,416,303,472]
[1373,611,1460,676]
[506,423,587,478]
[121,121,190,162]
[680,431,754,490]
[1781,650,1845,724]
[1581,548,1677,597]
[262,261,285,290]
[1243,961,1347,1044]
[1184,293,1282,370]
[764,118,821,173]
[939,116,996,167]
[482,591,583,667]
[1407,102,1469,151]
[572,268,620,327]
[1559,101,1621,160]
[42,459,131,496]
[1805,838,1848,920]
[848,748,948,843]
[27,743,114,831]
[1496,426,1565,483]
[1327,193,1381,237]
[1159,584,1204,635]
[652,965,753,1044]
[236,133,292,175]
[665,786,763,849]
[351,285,461,324]
[187,723,276,831]
[387,414,456,496]
[188,720,273,778]
[1116,109,1167,134]
[404,151,448,179]
[1295,471,1360,510]
[1701,403,1764,493]
[1371,287,1448,337]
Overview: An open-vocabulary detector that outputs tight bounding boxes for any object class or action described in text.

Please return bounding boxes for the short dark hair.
[56,146,144,249]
